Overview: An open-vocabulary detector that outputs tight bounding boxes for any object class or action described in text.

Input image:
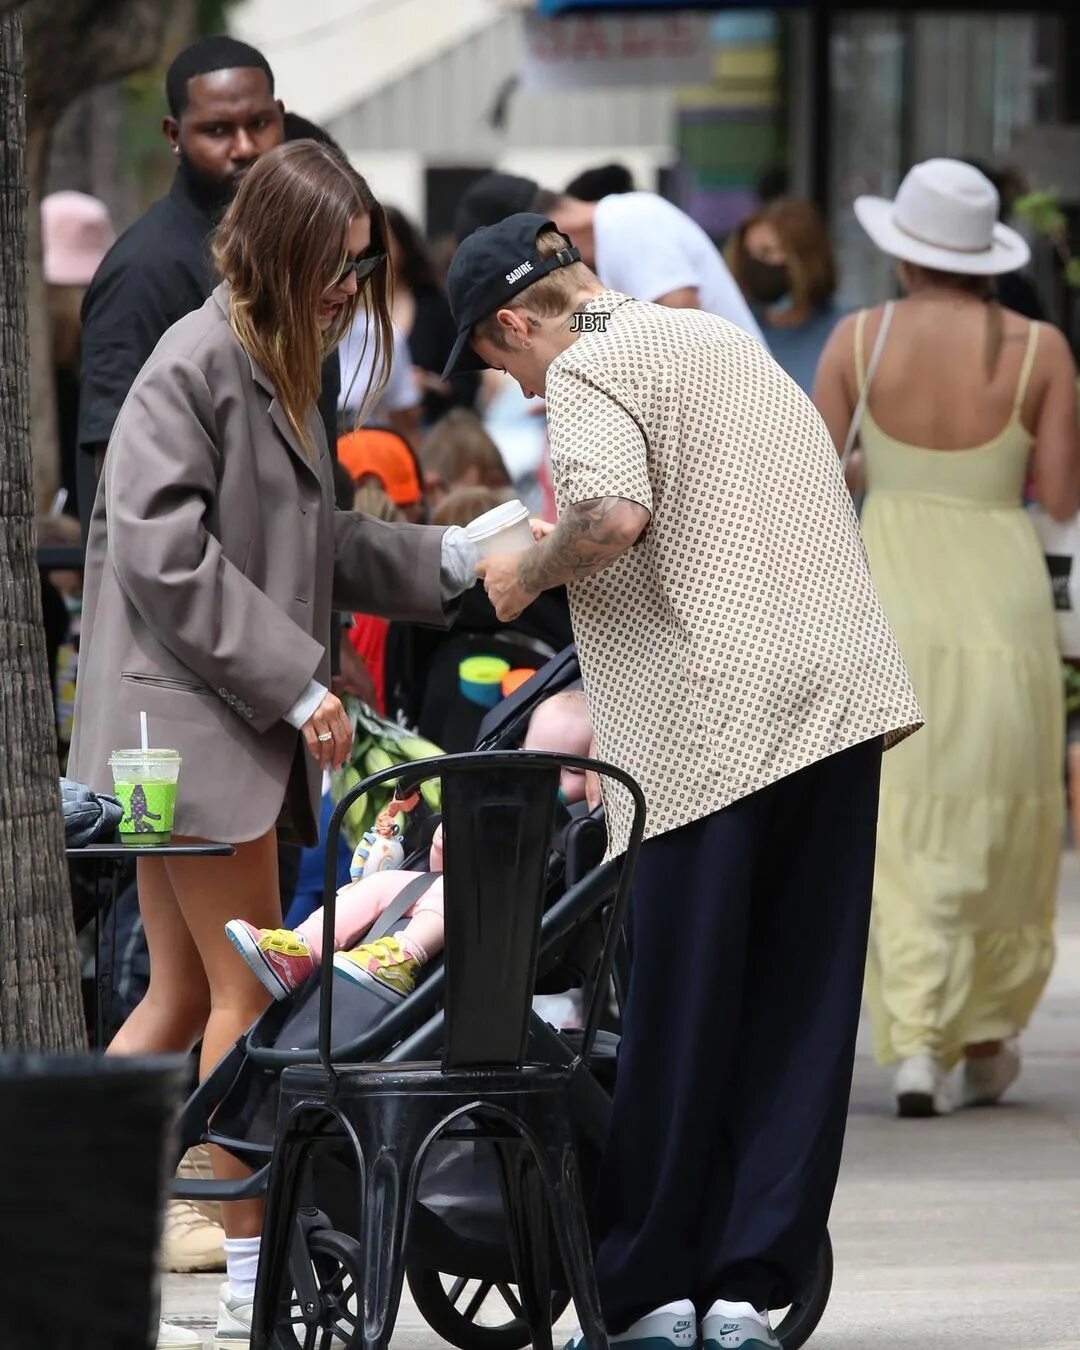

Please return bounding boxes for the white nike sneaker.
[894,1053,952,1117]
[702,1300,779,1350]
[962,1041,1021,1106]
[565,1298,697,1350]
[156,1320,201,1348]
[214,1281,253,1348]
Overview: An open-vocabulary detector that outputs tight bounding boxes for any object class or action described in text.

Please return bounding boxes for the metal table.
[67,840,235,1048]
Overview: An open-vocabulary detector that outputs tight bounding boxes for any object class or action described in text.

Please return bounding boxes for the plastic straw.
[140,711,149,769]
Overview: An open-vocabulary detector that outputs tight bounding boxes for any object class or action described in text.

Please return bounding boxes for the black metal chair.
[250,750,646,1350]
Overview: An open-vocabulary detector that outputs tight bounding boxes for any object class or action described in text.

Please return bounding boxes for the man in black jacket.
[77,35,287,526]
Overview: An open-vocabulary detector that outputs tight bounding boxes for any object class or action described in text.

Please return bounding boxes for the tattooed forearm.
[518,497,649,593]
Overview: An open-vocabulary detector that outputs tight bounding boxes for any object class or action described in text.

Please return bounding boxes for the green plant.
[1014,189,1080,289]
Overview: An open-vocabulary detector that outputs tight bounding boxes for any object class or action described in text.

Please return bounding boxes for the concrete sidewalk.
[165,855,1080,1348]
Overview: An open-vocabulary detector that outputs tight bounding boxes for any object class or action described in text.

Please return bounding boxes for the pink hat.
[41,191,116,286]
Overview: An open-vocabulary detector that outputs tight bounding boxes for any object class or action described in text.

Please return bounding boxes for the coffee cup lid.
[464,499,530,543]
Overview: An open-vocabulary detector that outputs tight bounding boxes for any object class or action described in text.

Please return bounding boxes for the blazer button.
[218,687,228,698]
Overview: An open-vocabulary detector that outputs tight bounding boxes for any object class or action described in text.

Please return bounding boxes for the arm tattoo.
[518,497,642,593]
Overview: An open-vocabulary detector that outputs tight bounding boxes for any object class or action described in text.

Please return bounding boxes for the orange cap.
[337,427,422,506]
[501,667,537,697]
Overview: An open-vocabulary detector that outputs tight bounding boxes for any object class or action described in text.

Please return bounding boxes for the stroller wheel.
[773,1228,834,1350]
[272,1228,363,1349]
[407,1266,571,1350]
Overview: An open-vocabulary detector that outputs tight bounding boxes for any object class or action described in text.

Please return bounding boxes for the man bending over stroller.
[440,214,922,1350]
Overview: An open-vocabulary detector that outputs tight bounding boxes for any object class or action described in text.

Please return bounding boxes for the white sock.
[706,1299,768,1327]
[224,1235,261,1301]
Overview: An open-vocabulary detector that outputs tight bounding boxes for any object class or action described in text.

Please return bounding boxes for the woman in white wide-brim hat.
[814,158,1080,1118]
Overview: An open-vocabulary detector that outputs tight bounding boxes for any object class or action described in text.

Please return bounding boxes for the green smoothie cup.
[109,750,182,847]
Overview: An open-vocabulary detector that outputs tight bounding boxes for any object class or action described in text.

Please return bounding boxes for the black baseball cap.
[441,213,581,380]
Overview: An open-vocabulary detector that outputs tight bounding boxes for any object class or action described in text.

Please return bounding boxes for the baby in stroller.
[226,690,593,1003]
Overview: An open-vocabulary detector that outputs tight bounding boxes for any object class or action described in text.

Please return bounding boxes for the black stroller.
[173,647,833,1350]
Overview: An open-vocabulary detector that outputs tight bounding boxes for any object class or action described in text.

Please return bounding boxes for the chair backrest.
[317,750,646,1076]
[439,755,558,1068]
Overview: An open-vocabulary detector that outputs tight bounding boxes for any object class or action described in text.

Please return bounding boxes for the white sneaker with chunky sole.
[702,1300,779,1350]
[962,1041,1021,1106]
[214,1281,253,1349]
[156,1320,201,1348]
[894,1053,952,1117]
[565,1298,697,1350]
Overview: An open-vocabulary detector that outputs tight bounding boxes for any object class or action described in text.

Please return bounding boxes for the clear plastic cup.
[464,499,536,560]
[108,750,181,847]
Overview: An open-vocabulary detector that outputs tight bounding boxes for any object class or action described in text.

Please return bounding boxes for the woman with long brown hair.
[728,196,844,393]
[69,140,474,1347]
[814,159,1079,1121]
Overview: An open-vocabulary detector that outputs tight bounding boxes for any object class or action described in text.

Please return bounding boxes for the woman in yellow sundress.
[814,159,1080,1117]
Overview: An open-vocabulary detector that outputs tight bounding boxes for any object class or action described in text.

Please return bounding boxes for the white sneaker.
[214,1281,253,1349]
[702,1300,779,1350]
[962,1041,1021,1106]
[565,1298,697,1350]
[893,1053,951,1118]
[156,1321,201,1348]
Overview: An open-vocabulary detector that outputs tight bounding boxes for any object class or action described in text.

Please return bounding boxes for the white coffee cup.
[465,499,536,560]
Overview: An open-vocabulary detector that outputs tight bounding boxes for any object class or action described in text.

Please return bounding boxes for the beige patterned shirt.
[545,291,922,857]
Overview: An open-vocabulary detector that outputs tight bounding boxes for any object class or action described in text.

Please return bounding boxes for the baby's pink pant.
[295,870,444,961]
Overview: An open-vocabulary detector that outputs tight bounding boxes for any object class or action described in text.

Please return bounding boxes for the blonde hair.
[728,197,837,322]
[473,226,595,349]
[353,477,404,523]
[432,485,509,528]
[420,409,510,491]
[213,140,392,454]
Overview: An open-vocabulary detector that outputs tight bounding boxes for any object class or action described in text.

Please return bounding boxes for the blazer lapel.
[212,283,325,486]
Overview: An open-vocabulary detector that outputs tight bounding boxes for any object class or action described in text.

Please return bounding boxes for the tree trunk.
[0,9,85,1052]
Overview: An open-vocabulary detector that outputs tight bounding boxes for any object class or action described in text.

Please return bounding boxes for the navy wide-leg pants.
[592,736,883,1327]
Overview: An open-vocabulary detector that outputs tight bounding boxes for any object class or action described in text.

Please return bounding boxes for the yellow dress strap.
[1013,322,1040,416]
[854,309,869,392]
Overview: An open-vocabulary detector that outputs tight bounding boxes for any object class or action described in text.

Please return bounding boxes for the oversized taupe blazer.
[69,285,452,846]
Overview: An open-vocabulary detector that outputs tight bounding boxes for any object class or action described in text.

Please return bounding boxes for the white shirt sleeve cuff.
[440,525,480,599]
[284,678,328,730]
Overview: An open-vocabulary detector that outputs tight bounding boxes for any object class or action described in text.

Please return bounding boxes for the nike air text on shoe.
[962,1041,1021,1107]
[702,1300,779,1350]
[893,1053,952,1118]
[214,1281,253,1349]
[565,1298,697,1350]
[226,920,315,1000]
[156,1320,201,1348]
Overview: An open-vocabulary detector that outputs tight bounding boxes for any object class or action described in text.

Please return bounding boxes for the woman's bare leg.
[107,855,210,1056]
[166,829,282,1238]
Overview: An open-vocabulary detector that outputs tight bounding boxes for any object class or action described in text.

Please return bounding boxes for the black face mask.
[743,257,790,305]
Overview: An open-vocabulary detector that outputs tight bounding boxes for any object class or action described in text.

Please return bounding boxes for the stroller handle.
[319,749,647,1079]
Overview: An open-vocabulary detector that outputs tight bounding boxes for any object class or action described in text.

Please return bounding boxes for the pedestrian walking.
[813,159,1079,1116]
[444,212,921,1349]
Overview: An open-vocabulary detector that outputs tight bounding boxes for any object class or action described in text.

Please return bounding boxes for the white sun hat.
[854,158,1030,277]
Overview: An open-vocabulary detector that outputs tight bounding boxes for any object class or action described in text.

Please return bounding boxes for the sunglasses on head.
[333,250,386,286]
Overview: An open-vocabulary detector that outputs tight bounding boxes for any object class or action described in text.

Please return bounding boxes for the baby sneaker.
[565,1299,697,1350]
[226,920,315,999]
[702,1300,779,1350]
[333,935,421,997]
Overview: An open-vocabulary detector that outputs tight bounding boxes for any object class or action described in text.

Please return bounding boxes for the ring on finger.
[317,731,333,742]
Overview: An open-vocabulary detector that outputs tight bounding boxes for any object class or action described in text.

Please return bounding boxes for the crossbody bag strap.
[842,301,895,466]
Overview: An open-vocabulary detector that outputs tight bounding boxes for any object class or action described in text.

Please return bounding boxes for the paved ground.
[165,854,1080,1348]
